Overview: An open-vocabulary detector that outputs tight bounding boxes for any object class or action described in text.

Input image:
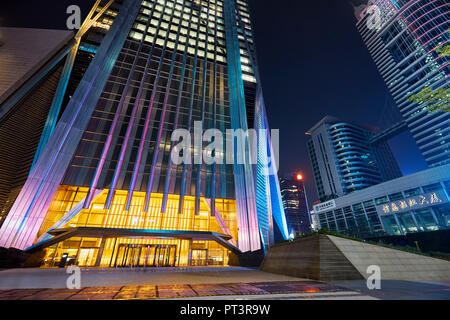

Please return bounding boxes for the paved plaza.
[0,267,449,300]
[0,267,302,289]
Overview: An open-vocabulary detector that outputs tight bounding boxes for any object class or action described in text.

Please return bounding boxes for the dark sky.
[1,0,428,204]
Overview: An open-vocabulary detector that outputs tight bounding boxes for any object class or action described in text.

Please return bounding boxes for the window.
[375,196,389,205]
[404,188,421,198]
[422,183,442,193]
[389,192,403,201]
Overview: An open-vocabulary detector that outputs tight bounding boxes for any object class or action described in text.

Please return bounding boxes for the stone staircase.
[261,235,363,281]
[261,234,450,281]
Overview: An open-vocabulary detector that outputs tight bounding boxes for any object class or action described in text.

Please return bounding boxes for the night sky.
[1,0,428,204]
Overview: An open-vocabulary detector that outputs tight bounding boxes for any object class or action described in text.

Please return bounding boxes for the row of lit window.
[142,0,224,21]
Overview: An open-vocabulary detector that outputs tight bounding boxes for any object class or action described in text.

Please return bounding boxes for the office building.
[0,1,125,227]
[0,0,288,267]
[354,0,450,167]
[0,27,74,226]
[311,164,450,239]
[306,116,402,201]
[280,173,311,237]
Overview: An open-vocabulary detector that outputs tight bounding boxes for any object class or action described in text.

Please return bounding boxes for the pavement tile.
[221,283,268,295]
[156,284,196,299]
[0,289,44,300]
[0,281,355,300]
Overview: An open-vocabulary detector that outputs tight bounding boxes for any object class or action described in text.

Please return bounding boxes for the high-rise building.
[280,173,311,237]
[0,27,74,226]
[0,1,126,226]
[354,0,449,168]
[306,116,402,201]
[311,164,450,239]
[0,0,288,268]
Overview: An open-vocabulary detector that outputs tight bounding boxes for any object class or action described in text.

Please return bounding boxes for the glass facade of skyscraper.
[307,116,402,201]
[280,175,311,237]
[0,0,288,267]
[311,164,450,239]
[355,0,449,167]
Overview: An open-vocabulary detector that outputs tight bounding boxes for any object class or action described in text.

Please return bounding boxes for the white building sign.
[313,200,336,213]
[376,190,448,216]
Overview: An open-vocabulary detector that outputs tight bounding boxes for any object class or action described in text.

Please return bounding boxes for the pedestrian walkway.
[0,267,302,289]
[0,280,350,300]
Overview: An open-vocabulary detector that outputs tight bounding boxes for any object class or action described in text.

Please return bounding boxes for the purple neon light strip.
[204,198,237,246]
[104,99,141,210]
[83,2,157,209]
[425,32,450,52]
[83,95,128,208]
[409,5,448,30]
[125,56,166,211]
[160,2,195,215]
[126,0,175,211]
[405,0,443,20]
[144,90,170,212]
[1,78,98,248]
[416,20,450,41]
[0,0,140,249]
[439,61,449,70]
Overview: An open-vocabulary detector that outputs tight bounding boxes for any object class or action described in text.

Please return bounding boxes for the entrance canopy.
[26,227,240,254]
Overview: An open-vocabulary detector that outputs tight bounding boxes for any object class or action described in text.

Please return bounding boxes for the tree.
[409,87,450,113]
[408,30,449,113]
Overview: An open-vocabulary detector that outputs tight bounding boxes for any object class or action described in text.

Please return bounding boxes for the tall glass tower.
[307,116,402,201]
[0,0,288,268]
[354,0,449,168]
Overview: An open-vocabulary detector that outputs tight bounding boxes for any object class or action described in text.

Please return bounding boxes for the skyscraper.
[354,0,449,168]
[0,27,74,226]
[306,116,402,201]
[280,173,311,237]
[0,0,288,268]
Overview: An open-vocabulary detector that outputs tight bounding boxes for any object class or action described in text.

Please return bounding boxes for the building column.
[429,207,441,228]
[188,239,193,266]
[144,245,150,269]
[95,237,106,267]
[332,211,340,232]
[409,211,421,231]
[392,213,404,235]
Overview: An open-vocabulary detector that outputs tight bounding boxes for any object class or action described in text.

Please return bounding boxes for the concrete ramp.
[261,235,363,281]
[261,235,450,281]
[328,235,450,281]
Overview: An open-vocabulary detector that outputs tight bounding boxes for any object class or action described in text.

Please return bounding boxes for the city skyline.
[0,0,449,304]
[1,0,430,207]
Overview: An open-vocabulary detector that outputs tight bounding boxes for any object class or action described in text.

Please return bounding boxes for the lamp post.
[296,173,312,233]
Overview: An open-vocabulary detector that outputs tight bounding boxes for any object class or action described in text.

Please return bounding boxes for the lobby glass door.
[113,244,177,267]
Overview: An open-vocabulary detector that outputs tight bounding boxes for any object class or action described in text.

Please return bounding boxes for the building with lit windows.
[311,164,450,239]
[306,116,402,202]
[280,173,311,237]
[354,0,450,168]
[0,0,288,268]
[0,1,125,227]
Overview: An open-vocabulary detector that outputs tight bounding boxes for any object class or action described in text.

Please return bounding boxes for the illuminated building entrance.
[0,0,290,259]
[114,244,178,268]
[27,187,240,268]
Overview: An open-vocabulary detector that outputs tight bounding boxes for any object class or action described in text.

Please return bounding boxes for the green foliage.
[409,87,450,113]
[436,45,450,57]
[276,229,450,261]
[407,30,449,113]
[436,29,450,57]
